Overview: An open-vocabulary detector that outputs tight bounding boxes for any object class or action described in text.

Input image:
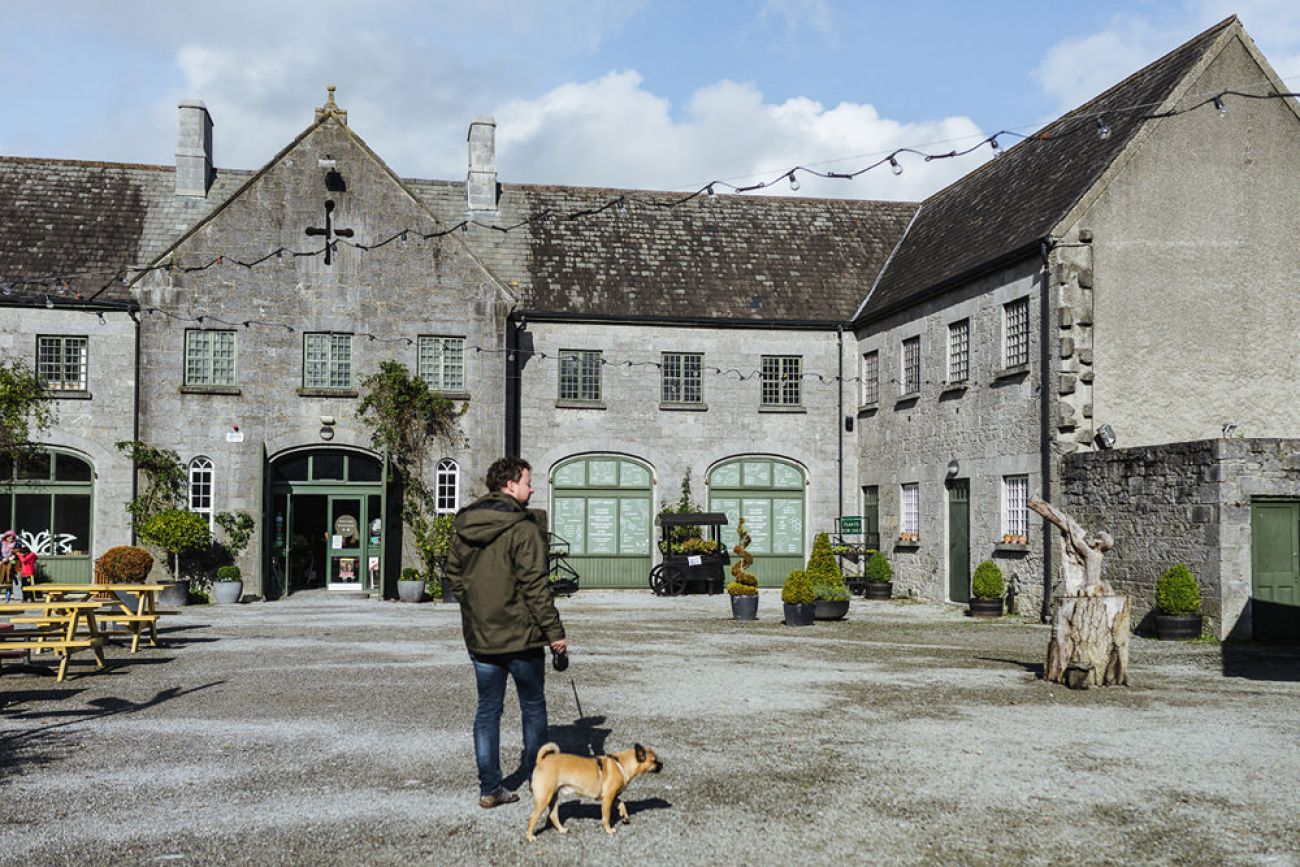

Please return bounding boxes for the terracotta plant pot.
[730,594,758,621]
[783,602,815,627]
[863,582,893,601]
[968,598,1004,618]
[1155,613,1202,640]
[813,599,850,621]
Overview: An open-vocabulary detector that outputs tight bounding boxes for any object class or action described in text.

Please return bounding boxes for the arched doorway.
[551,455,653,588]
[265,448,387,597]
[0,448,94,582]
[707,457,806,587]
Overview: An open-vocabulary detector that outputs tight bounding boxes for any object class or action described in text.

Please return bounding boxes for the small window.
[661,352,703,404]
[185,330,237,386]
[1004,298,1030,368]
[347,454,383,483]
[761,355,802,406]
[862,351,879,405]
[436,459,460,513]
[36,336,88,391]
[417,336,466,392]
[559,350,602,401]
[1002,475,1029,542]
[188,456,214,530]
[900,483,919,538]
[900,337,921,395]
[947,319,969,383]
[313,453,345,480]
[304,333,353,389]
[861,485,880,550]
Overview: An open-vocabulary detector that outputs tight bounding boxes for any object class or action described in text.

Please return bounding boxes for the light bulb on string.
[1213,96,1228,117]
[1096,118,1111,141]
[989,135,1002,156]
[44,295,54,309]
[788,172,801,192]
[889,156,903,176]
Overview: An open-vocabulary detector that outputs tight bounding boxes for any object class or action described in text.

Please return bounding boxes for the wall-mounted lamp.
[844,415,854,433]
[317,156,337,169]
[319,426,335,441]
[320,415,336,426]
[945,460,960,479]
[1096,424,1117,450]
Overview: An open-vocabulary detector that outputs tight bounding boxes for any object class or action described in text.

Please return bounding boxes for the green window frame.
[0,449,94,576]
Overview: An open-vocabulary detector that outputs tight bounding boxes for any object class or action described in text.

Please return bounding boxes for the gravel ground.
[1,590,1297,866]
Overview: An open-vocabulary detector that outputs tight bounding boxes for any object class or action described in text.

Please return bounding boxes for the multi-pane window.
[417,336,466,392]
[559,350,602,401]
[188,456,214,531]
[900,483,920,537]
[436,459,460,514]
[303,333,353,389]
[1004,297,1030,368]
[36,336,88,391]
[862,351,879,405]
[900,336,921,395]
[761,355,802,406]
[1003,475,1029,542]
[947,319,970,383]
[661,352,703,404]
[184,330,237,386]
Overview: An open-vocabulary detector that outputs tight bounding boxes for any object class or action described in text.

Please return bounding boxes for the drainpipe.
[505,311,523,458]
[1038,241,1053,622]
[130,306,141,545]
[837,324,845,524]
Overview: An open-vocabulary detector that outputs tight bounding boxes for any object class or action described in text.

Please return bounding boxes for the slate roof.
[0,156,250,306]
[862,15,1239,321]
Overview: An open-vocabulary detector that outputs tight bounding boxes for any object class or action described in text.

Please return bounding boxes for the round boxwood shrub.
[781,569,815,605]
[1155,564,1200,616]
[216,565,242,583]
[400,567,421,582]
[864,550,892,584]
[806,531,848,601]
[971,560,1005,601]
[94,546,155,584]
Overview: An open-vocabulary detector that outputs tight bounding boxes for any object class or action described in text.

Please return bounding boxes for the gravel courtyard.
[1,590,1297,866]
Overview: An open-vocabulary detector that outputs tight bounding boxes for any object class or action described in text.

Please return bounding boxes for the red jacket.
[16,552,36,578]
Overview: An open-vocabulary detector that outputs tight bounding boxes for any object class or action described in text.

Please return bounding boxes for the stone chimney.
[176,99,214,198]
[467,116,498,212]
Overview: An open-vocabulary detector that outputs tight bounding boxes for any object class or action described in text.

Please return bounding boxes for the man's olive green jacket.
[445,492,565,655]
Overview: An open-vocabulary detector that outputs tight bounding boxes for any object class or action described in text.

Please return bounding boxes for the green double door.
[1252,500,1300,640]
[948,480,970,603]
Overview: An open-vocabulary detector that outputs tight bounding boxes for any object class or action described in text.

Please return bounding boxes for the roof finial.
[315,84,347,125]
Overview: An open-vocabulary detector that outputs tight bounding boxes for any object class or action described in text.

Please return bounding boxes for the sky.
[2,1,1298,202]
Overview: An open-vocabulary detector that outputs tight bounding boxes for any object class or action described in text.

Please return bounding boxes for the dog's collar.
[606,755,629,785]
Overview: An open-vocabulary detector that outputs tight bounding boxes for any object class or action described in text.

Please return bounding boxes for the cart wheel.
[649,564,687,597]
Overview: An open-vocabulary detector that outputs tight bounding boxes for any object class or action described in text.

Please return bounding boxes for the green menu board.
[619,498,650,554]
[711,463,741,487]
[588,461,618,487]
[772,499,804,554]
[621,463,650,488]
[742,498,771,553]
[773,462,803,489]
[712,497,741,549]
[554,497,586,552]
[743,461,773,487]
[554,462,585,488]
[586,498,619,554]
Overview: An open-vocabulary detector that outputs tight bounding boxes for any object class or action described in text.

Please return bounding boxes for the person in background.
[13,543,36,601]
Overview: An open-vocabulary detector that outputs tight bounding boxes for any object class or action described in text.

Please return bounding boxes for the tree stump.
[1046,595,1130,688]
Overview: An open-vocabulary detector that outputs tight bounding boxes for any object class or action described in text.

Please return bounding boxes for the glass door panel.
[328,496,363,589]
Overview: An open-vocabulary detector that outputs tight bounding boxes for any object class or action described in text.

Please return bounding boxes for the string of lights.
[1,85,1296,298]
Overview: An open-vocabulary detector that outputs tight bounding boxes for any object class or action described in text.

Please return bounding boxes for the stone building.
[0,17,1295,637]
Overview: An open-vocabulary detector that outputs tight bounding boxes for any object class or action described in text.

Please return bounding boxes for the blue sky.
[2,1,1297,200]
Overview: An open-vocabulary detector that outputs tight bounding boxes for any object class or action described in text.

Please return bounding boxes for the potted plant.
[213,565,243,604]
[95,545,155,609]
[807,532,850,621]
[398,567,426,603]
[781,568,815,627]
[725,518,759,621]
[969,560,1005,618]
[1154,563,1202,639]
[863,550,893,600]
[139,508,212,608]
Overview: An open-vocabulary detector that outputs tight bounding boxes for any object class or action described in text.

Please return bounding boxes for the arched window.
[188,456,214,529]
[435,459,459,514]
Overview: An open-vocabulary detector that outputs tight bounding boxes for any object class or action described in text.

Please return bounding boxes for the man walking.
[446,457,567,808]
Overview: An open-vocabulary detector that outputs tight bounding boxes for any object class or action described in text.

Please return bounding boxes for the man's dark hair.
[486,457,531,492]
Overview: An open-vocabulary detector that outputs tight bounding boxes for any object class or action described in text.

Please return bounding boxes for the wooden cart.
[649,512,730,596]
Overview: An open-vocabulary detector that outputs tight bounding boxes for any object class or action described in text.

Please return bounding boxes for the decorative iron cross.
[305,199,354,265]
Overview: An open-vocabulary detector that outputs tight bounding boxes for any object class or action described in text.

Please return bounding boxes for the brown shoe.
[479,789,519,809]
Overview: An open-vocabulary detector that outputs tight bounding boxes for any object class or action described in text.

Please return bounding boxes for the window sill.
[894,392,920,407]
[996,363,1030,380]
[758,405,806,414]
[41,390,91,400]
[181,385,242,395]
[432,391,471,402]
[297,387,358,398]
[994,543,1030,553]
[659,401,707,412]
[857,402,878,416]
[893,540,921,550]
[555,399,606,410]
[940,382,969,397]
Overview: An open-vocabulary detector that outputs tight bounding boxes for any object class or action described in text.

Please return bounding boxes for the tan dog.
[526,742,663,840]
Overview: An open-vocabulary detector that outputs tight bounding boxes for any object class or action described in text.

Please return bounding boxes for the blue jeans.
[470,649,548,796]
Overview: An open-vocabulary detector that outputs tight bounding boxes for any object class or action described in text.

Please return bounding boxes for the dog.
[526,742,663,840]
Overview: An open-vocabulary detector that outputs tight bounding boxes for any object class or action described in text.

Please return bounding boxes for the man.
[446,457,567,809]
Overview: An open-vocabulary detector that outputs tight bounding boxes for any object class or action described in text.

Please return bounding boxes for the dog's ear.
[635,743,647,763]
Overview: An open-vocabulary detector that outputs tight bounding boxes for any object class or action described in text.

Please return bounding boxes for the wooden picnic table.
[0,600,107,682]
[35,583,172,653]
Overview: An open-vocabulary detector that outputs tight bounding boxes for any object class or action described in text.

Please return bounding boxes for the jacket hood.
[454,493,532,545]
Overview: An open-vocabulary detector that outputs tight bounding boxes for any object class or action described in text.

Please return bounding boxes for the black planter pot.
[863,582,893,601]
[158,579,190,608]
[1155,613,1202,640]
[783,602,815,626]
[968,598,1004,618]
[730,594,759,621]
[813,599,850,621]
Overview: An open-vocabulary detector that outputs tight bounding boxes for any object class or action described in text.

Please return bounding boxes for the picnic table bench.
[0,600,107,682]
[35,584,173,653]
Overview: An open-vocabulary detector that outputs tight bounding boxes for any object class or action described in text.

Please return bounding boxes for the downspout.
[1038,240,1054,622]
[837,323,844,524]
[505,311,523,458]
[130,306,141,545]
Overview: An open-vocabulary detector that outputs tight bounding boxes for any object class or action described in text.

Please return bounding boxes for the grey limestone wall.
[134,117,511,592]
[1062,438,1300,638]
[855,258,1048,611]
[519,320,854,570]
[0,307,137,559]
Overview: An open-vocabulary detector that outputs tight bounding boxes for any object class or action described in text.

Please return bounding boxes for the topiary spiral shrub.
[864,550,892,584]
[1155,564,1200,616]
[781,569,815,605]
[94,546,155,584]
[806,531,848,601]
[726,517,759,596]
[971,560,1005,600]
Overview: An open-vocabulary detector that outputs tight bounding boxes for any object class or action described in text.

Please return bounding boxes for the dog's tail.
[535,742,561,764]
